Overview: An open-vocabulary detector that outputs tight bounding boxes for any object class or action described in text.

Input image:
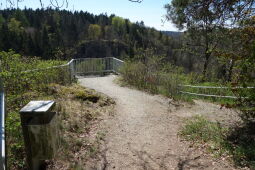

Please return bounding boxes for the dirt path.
[78,75,236,170]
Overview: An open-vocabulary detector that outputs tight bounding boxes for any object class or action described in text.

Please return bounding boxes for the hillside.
[162,31,182,38]
[0,8,175,60]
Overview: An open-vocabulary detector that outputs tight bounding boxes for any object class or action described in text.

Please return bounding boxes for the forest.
[0,8,176,60]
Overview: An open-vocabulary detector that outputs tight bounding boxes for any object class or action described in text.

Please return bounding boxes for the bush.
[120,56,184,98]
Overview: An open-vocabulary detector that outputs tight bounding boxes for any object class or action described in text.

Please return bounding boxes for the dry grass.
[45,84,115,169]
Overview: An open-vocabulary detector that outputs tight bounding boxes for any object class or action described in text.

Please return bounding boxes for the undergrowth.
[119,56,239,105]
[180,116,255,169]
[120,56,186,100]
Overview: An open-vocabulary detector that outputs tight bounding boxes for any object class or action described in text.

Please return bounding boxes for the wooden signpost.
[20,101,58,170]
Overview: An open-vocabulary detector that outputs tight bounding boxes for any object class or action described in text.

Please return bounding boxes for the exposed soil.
[78,75,240,170]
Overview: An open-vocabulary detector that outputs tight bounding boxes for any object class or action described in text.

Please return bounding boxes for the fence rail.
[180,84,254,99]
[180,85,255,89]
[180,91,238,99]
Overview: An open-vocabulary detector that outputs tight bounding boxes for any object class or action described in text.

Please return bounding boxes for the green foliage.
[74,90,100,103]
[88,24,101,40]
[7,18,24,35]
[120,56,184,98]
[166,0,255,123]
[75,40,130,58]
[112,16,126,36]
[215,18,255,124]
[0,14,5,27]
[180,116,255,168]
[165,0,255,82]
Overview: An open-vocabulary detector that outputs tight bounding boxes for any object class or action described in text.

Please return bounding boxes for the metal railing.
[73,57,124,75]
[179,85,254,99]
[0,77,5,170]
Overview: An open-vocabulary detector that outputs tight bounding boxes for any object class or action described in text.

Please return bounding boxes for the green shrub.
[120,56,184,98]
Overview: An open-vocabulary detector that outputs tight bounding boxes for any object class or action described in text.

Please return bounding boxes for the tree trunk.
[227,59,234,82]
[202,51,211,82]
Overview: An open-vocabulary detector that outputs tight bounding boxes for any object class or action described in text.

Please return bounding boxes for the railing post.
[69,60,75,82]
[0,76,6,170]
[20,101,58,170]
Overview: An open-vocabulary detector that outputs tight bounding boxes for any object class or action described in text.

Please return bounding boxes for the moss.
[74,90,100,103]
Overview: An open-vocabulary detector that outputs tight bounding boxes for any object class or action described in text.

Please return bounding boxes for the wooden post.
[20,101,58,170]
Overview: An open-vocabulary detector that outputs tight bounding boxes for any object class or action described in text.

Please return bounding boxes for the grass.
[46,84,115,169]
[180,116,255,169]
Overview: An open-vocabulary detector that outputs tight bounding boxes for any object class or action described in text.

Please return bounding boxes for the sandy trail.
[78,75,235,170]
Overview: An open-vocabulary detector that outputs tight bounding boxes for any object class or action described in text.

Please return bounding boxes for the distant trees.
[0,8,174,59]
[112,16,126,38]
[7,18,23,34]
[88,24,101,40]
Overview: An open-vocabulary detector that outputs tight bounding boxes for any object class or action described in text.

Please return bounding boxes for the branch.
[128,0,143,3]
[4,0,142,9]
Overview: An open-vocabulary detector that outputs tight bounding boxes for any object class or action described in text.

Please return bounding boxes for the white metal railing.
[0,77,5,170]
[73,57,124,75]
[179,91,239,99]
[180,85,255,89]
[179,85,254,99]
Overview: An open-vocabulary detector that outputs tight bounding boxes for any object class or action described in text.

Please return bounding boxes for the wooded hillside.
[0,8,175,60]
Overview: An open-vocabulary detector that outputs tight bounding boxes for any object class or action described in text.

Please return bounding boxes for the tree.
[216,16,255,123]
[104,25,115,40]
[0,14,5,28]
[165,0,255,81]
[41,26,51,59]
[112,16,126,38]
[88,24,101,40]
[7,18,23,34]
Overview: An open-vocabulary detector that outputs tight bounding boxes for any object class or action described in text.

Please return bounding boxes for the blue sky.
[0,0,178,31]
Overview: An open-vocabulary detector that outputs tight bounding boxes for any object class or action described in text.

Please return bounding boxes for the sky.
[0,0,179,31]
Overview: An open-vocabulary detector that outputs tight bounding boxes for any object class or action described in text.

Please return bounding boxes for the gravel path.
[78,75,236,170]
